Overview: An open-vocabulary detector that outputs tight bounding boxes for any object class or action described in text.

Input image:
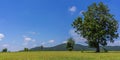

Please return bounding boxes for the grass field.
[0,51,120,60]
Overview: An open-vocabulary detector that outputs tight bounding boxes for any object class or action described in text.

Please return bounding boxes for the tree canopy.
[72,2,119,52]
[66,37,75,51]
[2,48,7,52]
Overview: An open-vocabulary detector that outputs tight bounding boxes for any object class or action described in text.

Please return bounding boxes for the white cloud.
[28,32,38,35]
[63,41,67,43]
[79,10,84,15]
[23,36,32,42]
[32,44,37,47]
[0,33,5,41]
[69,6,76,13]
[23,35,36,42]
[41,42,45,45]
[107,40,120,46]
[69,29,120,46]
[2,44,9,47]
[23,36,35,46]
[24,37,32,42]
[22,42,28,46]
[69,29,87,45]
[119,34,120,37]
[48,40,55,43]
[32,39,36,42]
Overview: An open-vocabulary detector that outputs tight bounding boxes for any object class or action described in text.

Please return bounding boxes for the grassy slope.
[0,51,120,60]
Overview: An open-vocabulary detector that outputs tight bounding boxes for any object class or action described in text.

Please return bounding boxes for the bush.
[24,48,29,51]
[2,48,7,52]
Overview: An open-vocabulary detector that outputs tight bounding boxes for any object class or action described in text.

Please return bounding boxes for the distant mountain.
[104,46,120,51]
[30,43,95,51]
[30,43,120,51]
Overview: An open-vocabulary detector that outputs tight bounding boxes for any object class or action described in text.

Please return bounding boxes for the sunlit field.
[1,51,120,60]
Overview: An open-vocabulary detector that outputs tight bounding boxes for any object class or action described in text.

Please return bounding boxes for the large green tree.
[66,37,75,51]
[72,2,119,52]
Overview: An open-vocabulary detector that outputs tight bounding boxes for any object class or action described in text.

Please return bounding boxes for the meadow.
[0,51,120,60]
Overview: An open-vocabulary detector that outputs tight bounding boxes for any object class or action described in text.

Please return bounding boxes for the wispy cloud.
[22,43,28,46]
[48,40,55,43]
[27,32,38,35]
[69,6,77,14]
[23,36,36,47]
[0,33,5,41]
[107,40,120,46]
[69,29,120,46]
[63,41,67,43]
[24,36,32,42]
[69,29,87,45]
[32,44,37,47]
[32,39,36,42]
[2,44,9,48]
[41,42,45,45]
[79,10,85,15]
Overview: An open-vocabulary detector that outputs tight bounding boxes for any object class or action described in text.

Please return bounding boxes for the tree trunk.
[96,43,100,53]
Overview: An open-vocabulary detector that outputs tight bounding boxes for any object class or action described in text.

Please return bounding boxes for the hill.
[30,44,95,51]
[30,43,120,51]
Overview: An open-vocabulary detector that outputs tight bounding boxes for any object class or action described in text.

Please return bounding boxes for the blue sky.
[0,0,119,51]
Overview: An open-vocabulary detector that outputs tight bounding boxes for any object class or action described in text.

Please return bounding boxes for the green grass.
[0,51,120,60]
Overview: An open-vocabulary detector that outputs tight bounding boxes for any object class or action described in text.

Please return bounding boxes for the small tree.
[40,45,44,50]
[66,37,75,51]
[24,48,29,51]
[2,48,7,52]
